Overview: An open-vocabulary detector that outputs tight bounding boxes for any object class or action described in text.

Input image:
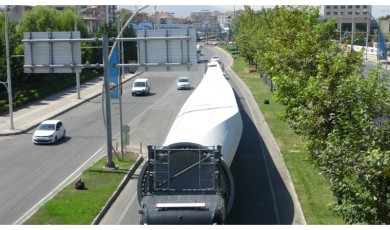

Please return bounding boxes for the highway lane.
[100,44,305,224]
[0,43,304,225]
[0,69,204,224]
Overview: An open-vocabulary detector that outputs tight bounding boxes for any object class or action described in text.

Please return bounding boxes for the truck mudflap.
[139,194,225,225]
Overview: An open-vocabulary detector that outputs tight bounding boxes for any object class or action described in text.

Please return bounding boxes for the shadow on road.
[227,90,295,224]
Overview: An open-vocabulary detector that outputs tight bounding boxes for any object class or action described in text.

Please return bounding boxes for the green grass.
[24,152,137,225]
[228,51,345,224]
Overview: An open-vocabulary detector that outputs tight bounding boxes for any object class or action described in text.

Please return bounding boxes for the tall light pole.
[365,11,370,62]
[74,10,80,99]
[116,12,125,157]
[108,5,148,61]
[351,10,359,51]
[339,12,345,44]
[4,5,14,129]
[103,5,148,167]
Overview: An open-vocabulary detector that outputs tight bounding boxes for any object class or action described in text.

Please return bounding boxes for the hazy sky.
[124,5,390,19]
[8,1,390,19]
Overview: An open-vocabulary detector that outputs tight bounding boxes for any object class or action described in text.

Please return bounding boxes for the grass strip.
[24,152,137,225]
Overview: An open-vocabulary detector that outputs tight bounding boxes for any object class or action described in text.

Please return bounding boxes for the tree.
[57,7,88,37]
[93,17,137,65]
[117,8,134,23]
[17,6,95,69]
[232,6,259,65]
[233,5,390,224]
[116,8,138,62]
[0,12,24,94]
[18,6,88,36]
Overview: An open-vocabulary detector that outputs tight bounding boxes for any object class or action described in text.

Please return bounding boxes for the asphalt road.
[0,68,203,224]
[0,43,304,225]
[99,44,305,225]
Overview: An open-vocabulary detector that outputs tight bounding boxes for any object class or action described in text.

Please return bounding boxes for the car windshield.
[134,82,145,87]
[38,124,55,130]
[179,78,188,82]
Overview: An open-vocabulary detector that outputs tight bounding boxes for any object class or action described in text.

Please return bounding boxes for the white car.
[177,77,191,90]
[132,78,150,96]
[32,120,66,144]
[210,55,220,63]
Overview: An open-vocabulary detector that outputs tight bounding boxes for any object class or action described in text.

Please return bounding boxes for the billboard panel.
[136,29,197,71]
[23,32,82,73]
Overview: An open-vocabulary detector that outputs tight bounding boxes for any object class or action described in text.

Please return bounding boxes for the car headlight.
[48,135,53,138]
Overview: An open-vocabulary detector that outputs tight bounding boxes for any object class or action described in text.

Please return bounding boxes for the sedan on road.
[177,76,191,90]
[32,120,66,144]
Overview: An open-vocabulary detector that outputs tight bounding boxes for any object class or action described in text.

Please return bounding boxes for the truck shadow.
[227,90,296,224]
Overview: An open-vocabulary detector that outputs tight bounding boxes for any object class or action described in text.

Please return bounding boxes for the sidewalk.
[0,72,140,136]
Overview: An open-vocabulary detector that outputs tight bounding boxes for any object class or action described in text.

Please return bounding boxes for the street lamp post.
[365,12,370,62]
[351,10,359,51]
[74,16,81,100]
[103,5,148,168]
[4,6,14,129]
[108,5,148,61]
[116,14,125,157]
[339,12,345,44]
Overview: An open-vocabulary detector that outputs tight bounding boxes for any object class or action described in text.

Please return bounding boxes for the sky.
[7,0,390,19]
[120,5,390,19]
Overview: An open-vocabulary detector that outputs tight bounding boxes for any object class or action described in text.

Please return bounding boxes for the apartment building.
[324,5,372,42]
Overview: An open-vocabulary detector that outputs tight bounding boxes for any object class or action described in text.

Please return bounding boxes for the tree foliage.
[1,6,138,91]
[93,11,137,66]
[233,5,390,224]
[0,13,24,90]
[116,8,138,62]
[18,6,87,36]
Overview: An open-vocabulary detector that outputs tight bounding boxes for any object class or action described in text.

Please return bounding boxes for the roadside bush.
[0,100,7,114]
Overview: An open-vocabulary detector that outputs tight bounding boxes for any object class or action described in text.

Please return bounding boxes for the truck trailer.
[137,60,243,224]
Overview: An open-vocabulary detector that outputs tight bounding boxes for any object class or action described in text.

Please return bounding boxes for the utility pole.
[118,16,124,157]
[102,34,115,168]
[74,6,81,99]
[5,5,14,129]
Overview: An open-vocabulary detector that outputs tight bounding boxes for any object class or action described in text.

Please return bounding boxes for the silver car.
[32,120,66,144]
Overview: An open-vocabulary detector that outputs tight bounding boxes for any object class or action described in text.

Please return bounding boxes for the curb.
[91,155,144,225]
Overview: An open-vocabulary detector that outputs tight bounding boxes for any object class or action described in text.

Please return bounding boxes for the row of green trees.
[0,6,137,105]
[233,5,389,224]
